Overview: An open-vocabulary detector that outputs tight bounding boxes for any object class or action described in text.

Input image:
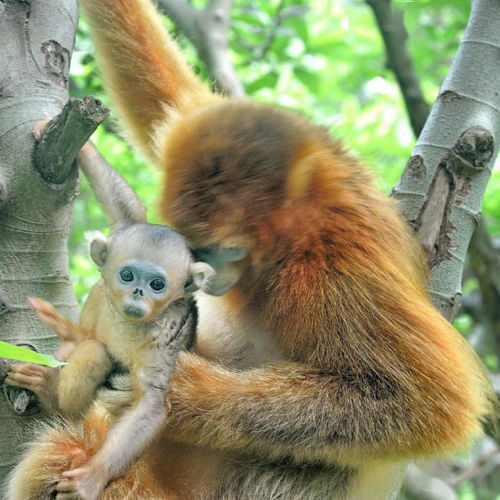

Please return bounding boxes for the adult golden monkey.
[7,0,493,498]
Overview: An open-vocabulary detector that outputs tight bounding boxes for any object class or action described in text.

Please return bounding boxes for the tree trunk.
[0,0,79,483]
[393,0,500,320]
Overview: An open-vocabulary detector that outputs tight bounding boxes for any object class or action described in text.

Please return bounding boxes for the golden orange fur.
[6,411,170,499]
[7,0,494,498]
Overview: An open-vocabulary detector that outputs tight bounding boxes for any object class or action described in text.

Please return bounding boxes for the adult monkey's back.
[8,0,493,498]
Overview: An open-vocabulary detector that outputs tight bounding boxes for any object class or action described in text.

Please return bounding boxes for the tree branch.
[469,220,500,353]
[157,0,245,97]
[366,0,500,329]
[33,96,109,184]
[156,0,198,34]
[448,439,500,487]
[404,464,457,500]
[366,0,430,136]
[250,0,286,62]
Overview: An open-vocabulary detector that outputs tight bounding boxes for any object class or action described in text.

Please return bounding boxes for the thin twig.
[157,0,245,96]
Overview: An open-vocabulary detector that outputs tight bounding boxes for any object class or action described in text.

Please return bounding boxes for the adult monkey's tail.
[6,411,168,499]
[81,0,220,164]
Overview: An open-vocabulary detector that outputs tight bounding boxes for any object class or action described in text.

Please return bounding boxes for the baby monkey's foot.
[6,362,59,412]
[32,117,52,141]
[57,463,107,500]
[6,362,53,394]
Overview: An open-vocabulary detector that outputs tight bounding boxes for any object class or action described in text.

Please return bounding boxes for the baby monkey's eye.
[150,278,166,292]
[120,268,134,282]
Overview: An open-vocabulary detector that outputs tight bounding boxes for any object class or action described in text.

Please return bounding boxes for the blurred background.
[69,1,499,498]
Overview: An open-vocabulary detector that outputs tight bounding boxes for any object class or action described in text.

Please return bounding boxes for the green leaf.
[285,17,309,45]
[0,341,66,367]
[294,67,321,93]
[245,72,279,93]
[271,36,292,60]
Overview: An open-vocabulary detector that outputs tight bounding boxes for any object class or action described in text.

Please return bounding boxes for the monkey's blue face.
[112,260,171,321]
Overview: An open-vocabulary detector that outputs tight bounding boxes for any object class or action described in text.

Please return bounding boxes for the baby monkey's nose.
[133,288,144,296]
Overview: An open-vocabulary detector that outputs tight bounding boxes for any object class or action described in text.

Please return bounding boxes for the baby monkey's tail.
[78,142,147,230]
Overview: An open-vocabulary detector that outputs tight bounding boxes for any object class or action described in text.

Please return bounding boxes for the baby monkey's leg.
[95,372,134,418]
[59,339,112,420]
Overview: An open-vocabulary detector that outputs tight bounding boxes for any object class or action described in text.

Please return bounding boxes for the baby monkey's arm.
[57,304,195,500]
[78,142,147,229]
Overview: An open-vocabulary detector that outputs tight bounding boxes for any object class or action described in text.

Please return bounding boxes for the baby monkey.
[9,141,214,500]
[40,224,212,500]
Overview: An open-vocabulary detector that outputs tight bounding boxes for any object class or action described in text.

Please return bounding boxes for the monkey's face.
[91,224,216,317]
[192,245,247,296]
[108,259,177,322]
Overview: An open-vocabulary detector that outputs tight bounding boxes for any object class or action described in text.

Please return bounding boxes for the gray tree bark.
[0,0,106,485]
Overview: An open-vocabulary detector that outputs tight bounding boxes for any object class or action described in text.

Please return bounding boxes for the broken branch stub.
[415,126,493,268]
[33,96,109,184]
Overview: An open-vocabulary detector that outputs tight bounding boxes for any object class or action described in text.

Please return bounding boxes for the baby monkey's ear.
[186,262,216,294]
[89,232,109,267]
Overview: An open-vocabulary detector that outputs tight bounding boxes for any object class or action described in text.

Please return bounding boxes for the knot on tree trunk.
[450,127,494,172]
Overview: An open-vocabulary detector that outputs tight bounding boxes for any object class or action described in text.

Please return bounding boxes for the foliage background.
[69,1,499,498]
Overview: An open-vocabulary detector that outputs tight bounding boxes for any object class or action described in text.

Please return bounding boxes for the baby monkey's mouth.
[122,305,146,318]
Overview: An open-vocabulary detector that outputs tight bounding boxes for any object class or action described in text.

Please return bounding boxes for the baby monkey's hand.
[28,297,82,362]
[57,459,108,500]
